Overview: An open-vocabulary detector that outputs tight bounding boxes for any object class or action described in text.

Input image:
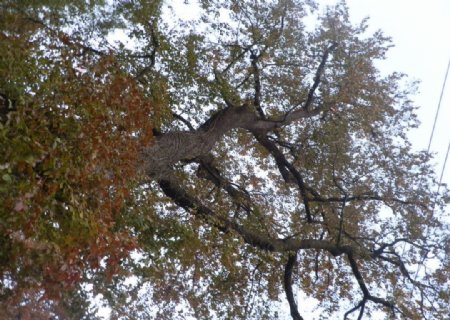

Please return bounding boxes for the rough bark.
[141,104,320,179]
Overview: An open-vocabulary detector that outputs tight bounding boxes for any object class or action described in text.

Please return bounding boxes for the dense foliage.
[1,0,449,319]
[0,1,153,317]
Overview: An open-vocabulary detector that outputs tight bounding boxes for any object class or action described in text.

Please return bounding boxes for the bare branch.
[357,300,366,320]
[347,253,370,297]
[344,299,365,320]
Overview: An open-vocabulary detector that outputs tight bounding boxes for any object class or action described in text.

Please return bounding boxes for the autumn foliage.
[1,1,450,319]
[1,2,153,317]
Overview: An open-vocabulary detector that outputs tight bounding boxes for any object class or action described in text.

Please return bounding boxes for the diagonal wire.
[414,57,450,281]
[427,57,450,152]
[438,137,450,186]
[432,57,450,197]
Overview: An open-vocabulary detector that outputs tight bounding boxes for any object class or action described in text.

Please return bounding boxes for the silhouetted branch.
[284,253,303,320]
[135,22,160,83]
[253,133,313,222]
[172,112,195,131]
[347,252,396,317]
[304,42,338,111]
[250,49,265,118]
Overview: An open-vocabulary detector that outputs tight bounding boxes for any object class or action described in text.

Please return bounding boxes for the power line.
[427,57,450,152]
[414,57,450,281]
[439,138,450,186]
[434,56,450,189]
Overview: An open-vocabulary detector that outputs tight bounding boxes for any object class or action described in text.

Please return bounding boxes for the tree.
[1,0,449,319]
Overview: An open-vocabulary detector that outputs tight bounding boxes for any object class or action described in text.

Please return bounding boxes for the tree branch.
[344,299,365,320]
[172,112,195,131]
[135,22,159,84]
[253,133,313,222]
[195,154,252,213]
[309,192,425,209]
[142,105,320,179]
[156,175,433,318]
[347,252,396,314]
[250,49,265,118]
[157,174,362,256]
[284,252,303,320]
[221,44,254,75]
[303,42,338,111]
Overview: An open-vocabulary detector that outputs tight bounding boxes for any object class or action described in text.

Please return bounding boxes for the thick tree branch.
[347,253,370,297]
[142,105,320,179]
[158,174,354,255]
[157,175,432,318]
[284,252,303,320]
[161,170,425,286]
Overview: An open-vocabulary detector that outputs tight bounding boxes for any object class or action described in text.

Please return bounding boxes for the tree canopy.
[1,0,449,319]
